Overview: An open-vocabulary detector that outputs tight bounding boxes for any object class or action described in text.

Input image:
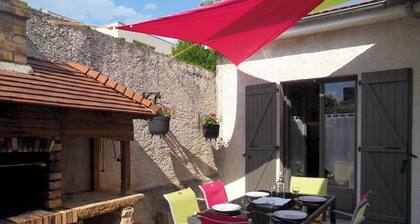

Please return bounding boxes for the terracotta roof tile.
[96,74,108,84]
[132,93,144,103]
[67,61,162,113]
[105,79,118,89]
[87,70,100,79]
[115,84,126,93]
[140,98,153,107]
[68,61,90,74]
[0,58,160,117]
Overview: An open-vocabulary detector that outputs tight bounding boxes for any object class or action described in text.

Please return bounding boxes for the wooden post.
[120,141,131,195]
[91,138,101,191]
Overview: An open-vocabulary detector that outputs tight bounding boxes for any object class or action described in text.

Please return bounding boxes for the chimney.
[0,0,32,73]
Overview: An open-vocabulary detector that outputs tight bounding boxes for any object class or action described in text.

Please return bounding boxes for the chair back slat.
[290,176,328,196]
[199,180,229,208]
[351,199,369,224]
[164,188,200,224]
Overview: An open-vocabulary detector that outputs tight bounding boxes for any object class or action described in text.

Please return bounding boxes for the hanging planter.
[202,124,220,139]
[149,105,175,136]
[201,112,220,140]
[149,116,171,135]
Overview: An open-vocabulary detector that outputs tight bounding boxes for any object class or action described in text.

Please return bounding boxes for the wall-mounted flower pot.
[202,124,220,139]
[149,116,170,136]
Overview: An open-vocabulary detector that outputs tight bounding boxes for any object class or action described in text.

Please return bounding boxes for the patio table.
[188,193,336,224]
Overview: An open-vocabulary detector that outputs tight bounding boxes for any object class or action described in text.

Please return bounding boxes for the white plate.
[298,196,327,203]
[245,191,270,198]
[273,210,308,220]
[251,197,291,206]
[212,203,241,212]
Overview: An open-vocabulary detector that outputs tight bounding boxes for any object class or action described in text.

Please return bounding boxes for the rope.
[170,43,198,59]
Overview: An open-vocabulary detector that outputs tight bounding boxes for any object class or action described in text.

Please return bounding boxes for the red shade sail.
[118,0,324,65]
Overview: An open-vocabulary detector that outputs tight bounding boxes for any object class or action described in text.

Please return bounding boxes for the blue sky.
[27,0,366,26]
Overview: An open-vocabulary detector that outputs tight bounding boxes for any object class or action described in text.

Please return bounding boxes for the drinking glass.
[292,186,300,209]
[241,196,251,209]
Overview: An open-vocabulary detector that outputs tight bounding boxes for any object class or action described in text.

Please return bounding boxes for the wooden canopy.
[0,58,161,140]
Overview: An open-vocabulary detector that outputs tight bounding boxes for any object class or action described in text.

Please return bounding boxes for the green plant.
[171,41,217,71]
[201,0,221,6]
[160,105,176,118]
[201,112,219,126]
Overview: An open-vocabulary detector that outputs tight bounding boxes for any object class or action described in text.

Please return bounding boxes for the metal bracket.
[142,92,161,104]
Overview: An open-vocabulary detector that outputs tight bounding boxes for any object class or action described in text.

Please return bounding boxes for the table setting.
[189,190,336,224]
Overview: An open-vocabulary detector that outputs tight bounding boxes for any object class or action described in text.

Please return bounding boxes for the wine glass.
[292,186,300,209]
[241,195,251,209]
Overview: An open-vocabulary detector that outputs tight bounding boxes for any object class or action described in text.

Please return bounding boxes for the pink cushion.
[199,180,229,208]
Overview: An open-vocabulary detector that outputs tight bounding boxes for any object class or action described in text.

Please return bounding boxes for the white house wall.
[216,15,420,220]
[95,27,174,55]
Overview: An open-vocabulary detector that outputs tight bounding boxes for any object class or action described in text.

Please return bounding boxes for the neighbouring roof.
[0,58,160,117]
[306,0,384,17]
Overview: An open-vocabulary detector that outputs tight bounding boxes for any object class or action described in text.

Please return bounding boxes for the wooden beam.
[120,141,131,196]
[90,138,101,191]
[0,103,135,141]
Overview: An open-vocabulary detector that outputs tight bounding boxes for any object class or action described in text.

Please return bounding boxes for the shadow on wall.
[164,131,218,180]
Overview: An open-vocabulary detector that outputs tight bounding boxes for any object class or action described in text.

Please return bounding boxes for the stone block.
[0,50,13,61]
[12,34,26,45]
[46,198,63,209]
[0,32,12,41]
[11,0,28,9]
[12,24,25,35]
[13,52,26,64]
[0,41,26,53]
[48,180,62,190]
[14,6,30,19]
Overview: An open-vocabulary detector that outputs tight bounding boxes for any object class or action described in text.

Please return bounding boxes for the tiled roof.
[307,0,384,17]
[0,58,160,117]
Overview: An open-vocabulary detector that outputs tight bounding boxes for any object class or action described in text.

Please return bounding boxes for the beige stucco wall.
[62,138,91,194]
[28,10,216,224]
[216,14,420,221]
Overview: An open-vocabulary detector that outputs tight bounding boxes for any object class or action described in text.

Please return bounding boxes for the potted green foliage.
[201,112,220,139]
[149,106,175,136]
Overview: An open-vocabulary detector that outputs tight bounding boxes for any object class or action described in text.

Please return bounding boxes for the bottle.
[276,173,286,198]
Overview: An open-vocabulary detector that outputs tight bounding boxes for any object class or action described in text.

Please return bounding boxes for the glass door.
[321,79,356,214]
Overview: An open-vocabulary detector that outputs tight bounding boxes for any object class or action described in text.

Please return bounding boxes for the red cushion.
[197,212,248,224]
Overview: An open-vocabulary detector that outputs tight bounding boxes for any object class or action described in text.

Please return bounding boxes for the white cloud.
[144,3,158,11]
[28,0,150,25]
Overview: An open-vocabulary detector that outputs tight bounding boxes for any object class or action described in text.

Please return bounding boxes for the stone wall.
[0,0,30,64]
[26,10,217,224]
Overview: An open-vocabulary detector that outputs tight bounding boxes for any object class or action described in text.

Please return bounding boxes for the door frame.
[282,75,358,208]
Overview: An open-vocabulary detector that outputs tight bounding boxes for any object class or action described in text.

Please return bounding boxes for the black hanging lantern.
[202,124,220,139]
[149,116,170,136]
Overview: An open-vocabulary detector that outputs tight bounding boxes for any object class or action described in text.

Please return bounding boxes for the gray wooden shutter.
[245,83,282,191]
[360,68,412,224]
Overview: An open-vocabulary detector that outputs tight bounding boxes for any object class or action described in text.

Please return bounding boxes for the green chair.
[290,176,328,196]
[163,188,200,224]
[323,199,370,224]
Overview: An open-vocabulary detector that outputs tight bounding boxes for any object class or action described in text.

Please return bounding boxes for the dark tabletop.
[202,192,336,224]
